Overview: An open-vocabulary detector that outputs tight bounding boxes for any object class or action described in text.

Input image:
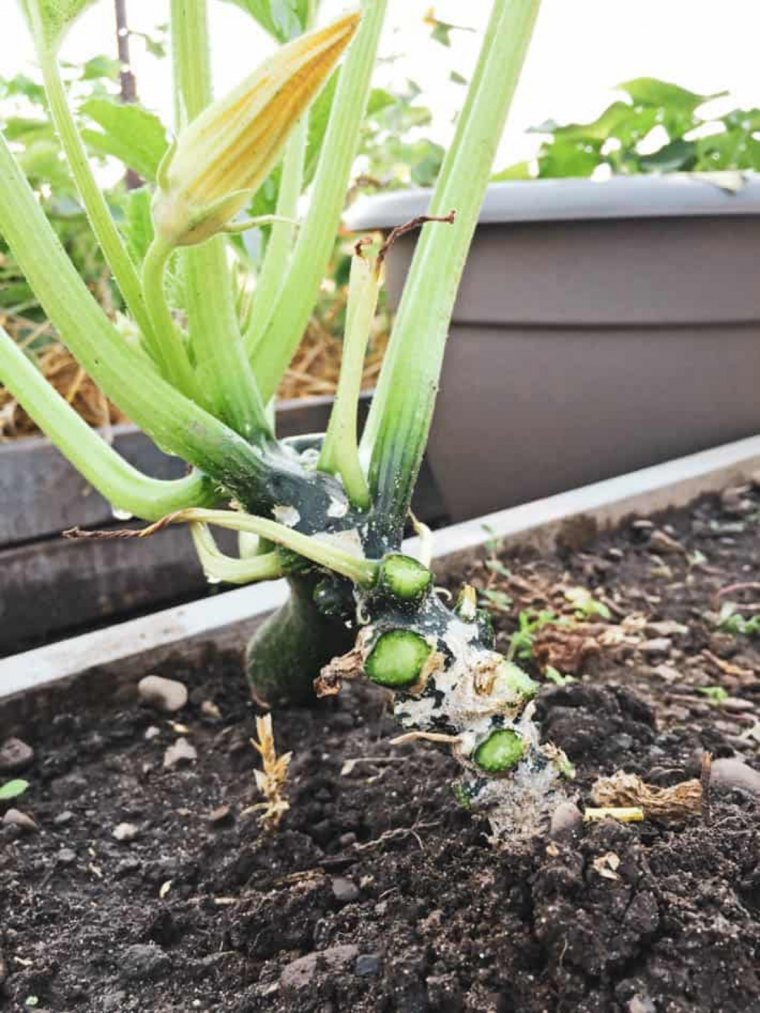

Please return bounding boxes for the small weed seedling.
[0,779,30,801]
[718,602,760,637]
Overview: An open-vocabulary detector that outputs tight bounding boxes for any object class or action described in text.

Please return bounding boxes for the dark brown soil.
[2,489,760,1013]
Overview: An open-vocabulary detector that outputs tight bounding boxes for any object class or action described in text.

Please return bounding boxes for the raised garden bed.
[1,437,759,1011]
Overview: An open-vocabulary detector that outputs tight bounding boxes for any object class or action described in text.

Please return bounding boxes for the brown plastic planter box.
[345,175,760,522]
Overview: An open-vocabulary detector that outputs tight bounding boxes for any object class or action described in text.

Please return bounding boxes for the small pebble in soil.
[355,953,382,977]
[0,737,34,773]
[53,810,74,827]
[137,675,188,714]
[710,757,760,795]
[639,638,673,657]
[331,876,360,904]
[549,800,583,837]
[163,737,197,768]
[648,529,686,555]
[280,945,359,991]
[57,847,76,864]
[2,809,38,833]
[112,822,140,842]
[119,943,171,982]
[208,805,232,825]
[144,726,161,741]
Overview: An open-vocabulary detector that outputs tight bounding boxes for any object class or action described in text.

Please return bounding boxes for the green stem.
[170,508,379,586]
[248,0,387,401]
[363,0,542,534]
[0,326,217,520]
[242,116,308,356]
[189,523,284,584]
[35,39,155,346]
[141,236,205,400]
[318,253,377,508]
[0,130,268,490]
[170,0,270,440]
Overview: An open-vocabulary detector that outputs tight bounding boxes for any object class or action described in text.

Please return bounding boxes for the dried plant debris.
[247,714,292,832]
[591,770,703,823]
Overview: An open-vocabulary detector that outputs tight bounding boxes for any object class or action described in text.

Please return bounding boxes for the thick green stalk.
[248,0,387,401]
[32,33,154,346]
[0,131,267,489]
[170,0,270,439]
[363,0,542,534]
[0,326,216,520]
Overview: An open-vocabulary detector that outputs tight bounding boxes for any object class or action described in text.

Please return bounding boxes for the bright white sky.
[2,1,760,167]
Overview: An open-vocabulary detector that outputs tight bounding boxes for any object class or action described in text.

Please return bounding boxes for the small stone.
[648,529,687,555]
[2,808,38,833]
[0,737,34,774]
[549,801,583,837]
[355,953,381,977]
[631,519,654,531]
[710,758,760,795]
[208,805,232,825]
[201,700,222,720]
[629,996,656,1013]
[331,876,360,903]
[720,698,755,713]
[138,675,188,714]
[112,822,140,842]
[163,737,197,769]
[639,638,672,657]
[339,832,357,849]
[720,487,753,517]
[57,847,76,864]
[54,810,74,827]
[280,945,358,992]
[606,547,624,560]
[646,621,689,638]
[144,726,161,741]
[280,953,318,990]
[119,943,171,982]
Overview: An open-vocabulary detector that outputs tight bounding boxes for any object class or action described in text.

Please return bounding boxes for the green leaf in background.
[638,138,696,173]
[220,0,310,42]
[79,55,121,82]
[616,77,720,112]
[79,99,169,182]
[491,161,532,181]
[19,0,99,51]
[0,778,30,801]
[121,187,155,267]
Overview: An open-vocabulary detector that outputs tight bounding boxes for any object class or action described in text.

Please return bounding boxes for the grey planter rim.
[2,432,760,714]
[343,173,760,231]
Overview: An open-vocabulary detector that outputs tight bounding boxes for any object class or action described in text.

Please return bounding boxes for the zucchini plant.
[0,0,571,840]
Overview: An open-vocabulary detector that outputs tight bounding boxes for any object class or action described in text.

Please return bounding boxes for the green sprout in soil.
[507,609,560,661]
[697,686,730,703]
[718,601,760,637]
[0,778,30,801]
[0,0,567,841]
